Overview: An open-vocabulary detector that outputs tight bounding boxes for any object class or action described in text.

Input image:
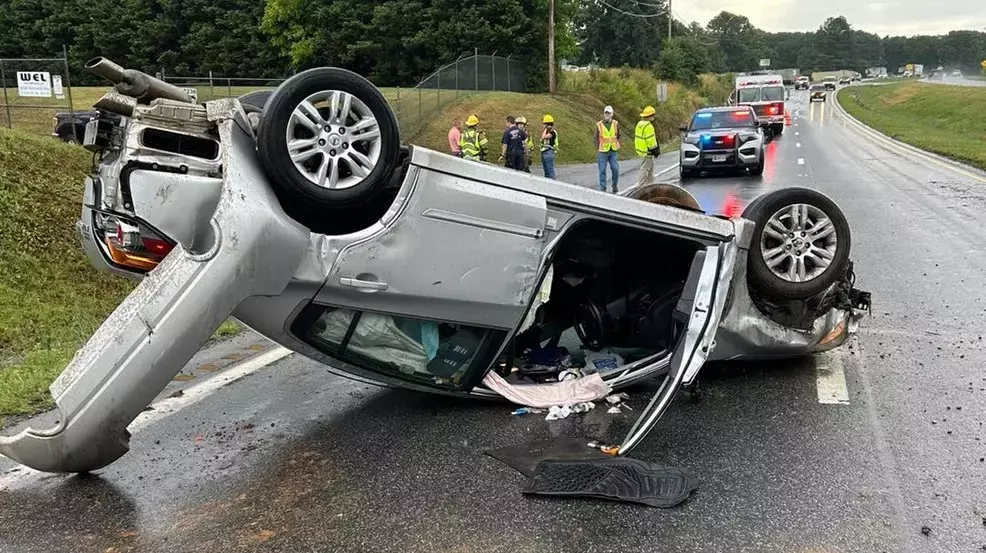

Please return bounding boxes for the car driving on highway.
[679,106,765,179]
[794,76,810,90]
[0,58,871,474]
[809,84,828,102]
[823,76,838,90]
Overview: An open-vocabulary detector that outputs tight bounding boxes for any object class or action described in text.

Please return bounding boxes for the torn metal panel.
[0,117,309,473]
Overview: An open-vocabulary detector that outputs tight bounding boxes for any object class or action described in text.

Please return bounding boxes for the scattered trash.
[587,441,621,455]
[584,349,625,374]
[571,401,595,414]
[605,393,629,404]
[607,406,622,414]
[921,526,931,536]
[511,407,546,416]
[558,368,583,381]
[545,405,573,421]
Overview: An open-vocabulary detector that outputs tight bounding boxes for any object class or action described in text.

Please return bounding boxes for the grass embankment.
[411,69,733,165]
[0,128,243,422]
[838,82,986,170]
[0,128,131,419]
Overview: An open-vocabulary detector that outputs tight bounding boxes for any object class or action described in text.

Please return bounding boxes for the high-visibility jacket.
[634,120,659,156]
[597,120,620,152]
[541,129,558,152]
[459,127,488,160]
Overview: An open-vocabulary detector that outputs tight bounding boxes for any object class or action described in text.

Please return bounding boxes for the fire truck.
[728,74,787,135]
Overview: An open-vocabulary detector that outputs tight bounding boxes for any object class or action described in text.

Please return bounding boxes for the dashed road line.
[796,142,802,148]
[797,158,805,165]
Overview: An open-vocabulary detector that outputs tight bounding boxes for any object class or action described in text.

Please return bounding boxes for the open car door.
[617,244,728,455]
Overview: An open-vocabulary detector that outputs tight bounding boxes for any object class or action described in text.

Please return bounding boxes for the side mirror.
[678,125,687,132]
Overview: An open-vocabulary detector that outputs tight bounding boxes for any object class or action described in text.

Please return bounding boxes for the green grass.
[0,128,132,420]
[838,82,986,170]
[0,127,244,423]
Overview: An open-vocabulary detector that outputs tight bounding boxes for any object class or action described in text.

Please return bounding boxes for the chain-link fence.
[0,47,77,140]
[391,53,526,137]
[159,72,287,103]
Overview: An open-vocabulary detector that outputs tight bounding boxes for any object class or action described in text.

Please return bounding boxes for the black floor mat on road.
[524,457,698,508]
[485,438,609,478]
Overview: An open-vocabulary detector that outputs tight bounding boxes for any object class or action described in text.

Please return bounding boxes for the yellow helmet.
[465,115,479,126]
[516,116,527,125]
[542,114,554,124]
[640,105,656,118]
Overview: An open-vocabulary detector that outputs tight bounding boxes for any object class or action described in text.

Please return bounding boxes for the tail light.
[96,213,175,272]
[766,102,783,115]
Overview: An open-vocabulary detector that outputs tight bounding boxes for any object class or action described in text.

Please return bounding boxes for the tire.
[742,187,851,300]
[256,68,400,233]
[679,165,697,180]
[771,123,784,136]
[749,152,764,176]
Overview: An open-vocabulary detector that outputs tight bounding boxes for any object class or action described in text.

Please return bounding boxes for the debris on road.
[511,407,546,416]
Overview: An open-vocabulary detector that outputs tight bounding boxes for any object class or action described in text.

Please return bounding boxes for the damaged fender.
[0,117,310,473]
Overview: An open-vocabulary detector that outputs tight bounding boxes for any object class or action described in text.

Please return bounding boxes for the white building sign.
[53,75,65,99]
[17,71,52,98]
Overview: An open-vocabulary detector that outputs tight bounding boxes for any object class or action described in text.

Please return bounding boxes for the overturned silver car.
[0,59,870,473]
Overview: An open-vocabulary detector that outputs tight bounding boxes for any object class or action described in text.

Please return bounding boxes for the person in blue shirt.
[499,116,528,171]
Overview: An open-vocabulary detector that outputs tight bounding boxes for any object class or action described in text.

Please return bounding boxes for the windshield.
[824,77,837,82]
[762,86,785,101]
[737,88,761,103]
[811,85,825,91]
[690,111,755,131]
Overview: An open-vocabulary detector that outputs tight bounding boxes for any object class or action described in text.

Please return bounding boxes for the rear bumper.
[755,116,785,127]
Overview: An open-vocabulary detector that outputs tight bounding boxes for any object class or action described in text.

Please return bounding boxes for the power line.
[628,0,666,8]
[596,0,668,18]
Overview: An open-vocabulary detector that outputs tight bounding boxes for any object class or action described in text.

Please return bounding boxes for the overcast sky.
[673,0,986,36]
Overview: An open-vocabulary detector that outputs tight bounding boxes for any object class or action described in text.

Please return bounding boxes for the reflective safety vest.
[634,120,659,156]
[541,129,558,152]
[459,127,488,160]
[597,120,620,152]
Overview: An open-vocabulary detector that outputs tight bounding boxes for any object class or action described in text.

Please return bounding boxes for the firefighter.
[540,114,558,179]
[459,115,488,161]
[516,116,534,172]
[634,105,660,187]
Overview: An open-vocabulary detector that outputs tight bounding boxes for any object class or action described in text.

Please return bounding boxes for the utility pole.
[548,0,556,93]
[667,0,672,39]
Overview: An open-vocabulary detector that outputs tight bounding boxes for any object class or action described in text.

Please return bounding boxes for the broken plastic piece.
[524,457,698,508]
[511,407,545,416]
[545,405,573,421]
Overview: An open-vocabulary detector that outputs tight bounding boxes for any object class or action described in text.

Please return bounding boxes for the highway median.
[837,82,986,170]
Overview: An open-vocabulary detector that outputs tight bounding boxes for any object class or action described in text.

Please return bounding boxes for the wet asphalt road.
[3,90,986,553]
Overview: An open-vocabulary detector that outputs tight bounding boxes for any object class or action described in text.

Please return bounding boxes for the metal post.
[0,60,11,129]
[227,78,232,100]
[475,48,479,91]
[492,50,497,91]
[209,70,214,101]
[668,0,672,39]
[63,44,77,142]
[418,87,422,129]
[437,70,441,108]
[455,58,459,99]
[396,86,401,126]
[548,0,556,93]
[507,55,512,92]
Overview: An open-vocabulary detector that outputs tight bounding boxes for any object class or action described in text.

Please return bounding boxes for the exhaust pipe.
[85,57,192,104]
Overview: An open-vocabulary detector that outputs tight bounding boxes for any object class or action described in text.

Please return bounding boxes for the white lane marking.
[131,347,293,432]
[796,142,802,148]
[795,131,800,136]
[797,158,805,165]
[656,162,680,177]
[0,347,292,487]
[816,354,850,405]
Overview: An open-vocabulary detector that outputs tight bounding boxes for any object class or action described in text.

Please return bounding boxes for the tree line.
[1,0,983,90]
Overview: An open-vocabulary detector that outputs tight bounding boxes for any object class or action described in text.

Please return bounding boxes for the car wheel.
[743,187,851,300]
[749,153,765,176]
[239,90,273,132]
[771,124,784,136]
[679,165,696,180]
[256,67,400,232]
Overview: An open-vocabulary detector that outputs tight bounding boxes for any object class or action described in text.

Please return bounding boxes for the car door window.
[299,305,505,389]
